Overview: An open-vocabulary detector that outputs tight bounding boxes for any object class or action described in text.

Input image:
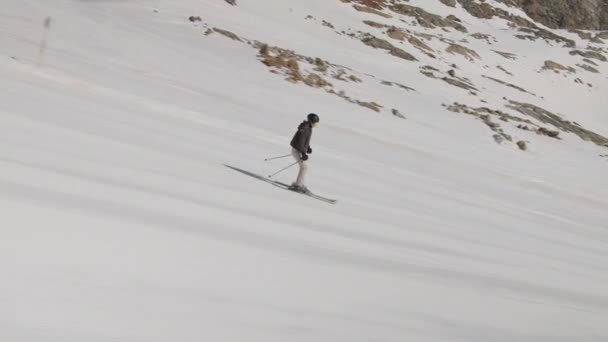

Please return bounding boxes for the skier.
[289,113,320,193]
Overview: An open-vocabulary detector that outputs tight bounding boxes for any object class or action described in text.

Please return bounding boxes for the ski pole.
[268,161,298,178]
[264,154,291,162]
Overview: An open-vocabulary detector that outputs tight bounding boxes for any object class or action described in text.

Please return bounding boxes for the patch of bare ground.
[507,101,608,146]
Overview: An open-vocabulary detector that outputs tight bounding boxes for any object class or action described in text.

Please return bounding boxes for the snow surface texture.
[1,0,607,341]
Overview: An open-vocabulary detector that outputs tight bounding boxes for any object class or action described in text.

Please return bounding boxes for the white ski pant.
[291,147,308,186]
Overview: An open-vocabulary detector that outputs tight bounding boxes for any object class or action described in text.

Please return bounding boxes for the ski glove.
[300,153,309,161]
[307,147,312,154]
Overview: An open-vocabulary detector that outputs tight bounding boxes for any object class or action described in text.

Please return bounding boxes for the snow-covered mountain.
[2,1,607,341]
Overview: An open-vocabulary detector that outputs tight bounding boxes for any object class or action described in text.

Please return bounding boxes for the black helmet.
[307,113,319,123]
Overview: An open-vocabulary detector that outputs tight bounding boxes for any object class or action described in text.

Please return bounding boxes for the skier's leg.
[291,148,307,188]
[296,160,308,187]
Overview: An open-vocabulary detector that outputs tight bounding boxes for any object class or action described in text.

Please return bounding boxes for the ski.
[224,164,337,204]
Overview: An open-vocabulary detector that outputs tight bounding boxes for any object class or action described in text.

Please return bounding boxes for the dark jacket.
[290,121,312,154]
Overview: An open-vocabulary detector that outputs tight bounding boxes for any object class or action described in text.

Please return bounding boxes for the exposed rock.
[353,4,392,18]
[357,100,383,112]
[537,127,560,139]
[457,0,575,46]
[389,4,467,32]
[583,58,599,66]
[517,141,528,151]
[577,63,600,73]
[482,75,535,95]
[442,77,478,92]
[493,50,518,60]
[457,0,497,19]
[507,101,608,146]
[313,57,328,72]
[510,0,608,31]
[447,103,517,143]
[598,31,608,40]
[259,44,270,56]
[363,20,387,28]
[386,27,407,40]
[391,108,406,119]
[497,65,514,76]
[570,49,607,62]
[571,29,594,40]
[445,43,480,61]
[542,60,576,73]
[304,73,332,87]
[515,27,576,47]
[470,33,496,44]
[439,0,457,7]
[420,66,478,93]
[361,34,417,61]
[447,15,462,23]
[381,80,416,92]
[225,0,237,5]
[386,27,434,54]
[322,20,335,29]
[189,16,202,22]
[212,28,242,41]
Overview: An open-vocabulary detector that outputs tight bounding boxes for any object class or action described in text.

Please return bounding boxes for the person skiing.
[289,113,319,193]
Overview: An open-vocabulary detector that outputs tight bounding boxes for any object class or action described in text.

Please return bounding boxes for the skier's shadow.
[223,164,289,189]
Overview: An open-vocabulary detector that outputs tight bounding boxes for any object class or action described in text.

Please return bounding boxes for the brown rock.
[517,141,528,151]
[446,43,480,61]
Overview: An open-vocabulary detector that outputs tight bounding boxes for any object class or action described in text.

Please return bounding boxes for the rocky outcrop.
[511,0,608,31]
[389,4,467,32]
[507,101,608,146]
[457,0,575,47]
[360,34,417,61]
[445,43,480,61]
[542,60,576,73]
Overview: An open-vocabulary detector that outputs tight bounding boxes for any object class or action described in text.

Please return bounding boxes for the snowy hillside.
[2,0,608,341]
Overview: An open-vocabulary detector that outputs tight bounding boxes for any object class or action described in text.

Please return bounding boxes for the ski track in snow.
[1,0,607,341]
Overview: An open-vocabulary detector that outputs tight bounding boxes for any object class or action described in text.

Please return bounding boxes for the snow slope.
[2,0,607,341]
